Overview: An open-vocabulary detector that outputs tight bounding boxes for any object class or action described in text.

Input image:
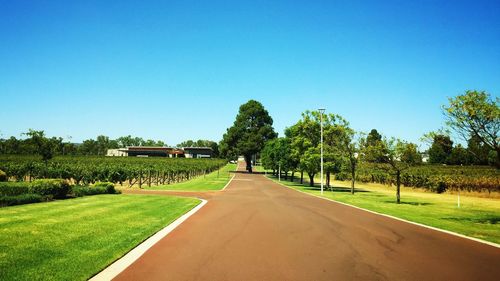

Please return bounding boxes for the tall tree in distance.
[364,129,384,163]
[443,90,499,168]
[220,100,277,172]
[428,134,453,164]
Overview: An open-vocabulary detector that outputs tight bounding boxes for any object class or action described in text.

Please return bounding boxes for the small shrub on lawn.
[72,186,107,197]
[0,169,7,182]
[30,179,71,199]
[0,182,31,196]
[93,182,117,194]
[0,193,44,207]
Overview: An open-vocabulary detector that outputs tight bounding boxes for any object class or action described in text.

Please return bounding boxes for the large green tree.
[220,100,277,172]
[443,90,499,168]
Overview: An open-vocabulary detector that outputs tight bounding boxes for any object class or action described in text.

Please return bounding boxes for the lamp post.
[318,108,325,195]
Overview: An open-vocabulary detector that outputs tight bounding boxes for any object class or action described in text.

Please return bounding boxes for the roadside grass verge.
[0,194,200,281]
[266,175,500,245]
[146,163,237,191]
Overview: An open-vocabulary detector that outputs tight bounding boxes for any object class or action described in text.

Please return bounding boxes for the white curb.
[267,176,500,249]
[221,174,236,191]
[89,199,208,281]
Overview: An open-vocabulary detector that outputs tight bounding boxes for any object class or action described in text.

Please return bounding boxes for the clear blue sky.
[1,0,499,146]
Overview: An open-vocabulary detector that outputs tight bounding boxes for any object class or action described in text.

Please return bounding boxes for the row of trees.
[0,132,167,158]
[425,133,495,165]
[0,132,220,158]
[261,111,421,203]
[260,90,498,203]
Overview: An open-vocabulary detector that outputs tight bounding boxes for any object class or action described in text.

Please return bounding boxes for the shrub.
[0,169,7,182]
[0,182,31,196]
[93,181,116,194]
[72,185,107,197]
[0,194,44,207]
[30,179,71,199]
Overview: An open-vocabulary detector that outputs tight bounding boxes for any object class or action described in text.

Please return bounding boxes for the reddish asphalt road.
[115,163,500,281]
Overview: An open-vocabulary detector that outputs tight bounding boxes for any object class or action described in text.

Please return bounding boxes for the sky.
[1,0,499,147]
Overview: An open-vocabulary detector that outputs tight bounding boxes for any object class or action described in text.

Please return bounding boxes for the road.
[115,163,500,281]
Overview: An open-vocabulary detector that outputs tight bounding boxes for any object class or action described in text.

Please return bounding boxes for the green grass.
[146,163,237,191]
[0,194,200,281]
[266,175,500,245]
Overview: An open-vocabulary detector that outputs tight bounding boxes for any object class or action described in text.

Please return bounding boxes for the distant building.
[106,146,213,158]
[183,147,213,158]
[106,149,127,157]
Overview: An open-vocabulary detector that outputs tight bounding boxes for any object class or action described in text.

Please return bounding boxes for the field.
[0,155,227,187]
[145,163,237,191]
[265,173,500,244]
[0,194,200,281]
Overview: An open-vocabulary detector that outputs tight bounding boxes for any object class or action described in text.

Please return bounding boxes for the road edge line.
[222,174,236,191]
[221,162,241,191]
[267,176,500,249]
[89,198,208,281]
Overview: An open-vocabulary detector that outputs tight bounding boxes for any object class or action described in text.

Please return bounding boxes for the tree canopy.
[443,90,499,167]
[219,100,277,171]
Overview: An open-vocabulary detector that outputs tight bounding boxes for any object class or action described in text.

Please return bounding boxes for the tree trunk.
[496,147,500,169]
[326,172,330,188]
[300,171,304,184]
[396,170,401,204]
[244,154,252,173]
[351,165,356,194]
[291,171,295,182]
[308,173,315,187]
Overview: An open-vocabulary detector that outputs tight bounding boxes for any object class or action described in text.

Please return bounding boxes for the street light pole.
[319,108,325,195]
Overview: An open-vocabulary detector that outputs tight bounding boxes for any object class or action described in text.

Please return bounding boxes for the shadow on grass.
[303,186,370,193]
[382,200,433,206]
[444,216,500,225]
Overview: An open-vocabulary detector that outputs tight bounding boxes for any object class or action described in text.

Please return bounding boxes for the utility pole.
[319,108,325,195]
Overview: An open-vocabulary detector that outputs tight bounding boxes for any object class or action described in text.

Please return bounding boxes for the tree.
[219,100,277,172]
[178,139,219,157]
[117,135,145,147]
[443,90,499,168]
[467,135,490,165]
[428,134,453,164]
[261,138,293,178]
[366,129,382,147]
[79,139,98,155]
[96,135,112,156]
[287,111,322,186]
[369,138,421,204]
[324,115,360,194]
[363,129,385,163]
[448,144,470,165]
[23,129,55,162]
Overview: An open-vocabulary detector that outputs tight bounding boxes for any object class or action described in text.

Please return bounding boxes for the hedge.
[29,179,71,199]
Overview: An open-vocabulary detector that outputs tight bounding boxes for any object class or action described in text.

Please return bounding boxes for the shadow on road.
[229,171,266,175]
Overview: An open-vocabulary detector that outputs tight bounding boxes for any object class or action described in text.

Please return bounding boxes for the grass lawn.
[0,194,200,281]
[266,175,500,245]
[145,163,237,191]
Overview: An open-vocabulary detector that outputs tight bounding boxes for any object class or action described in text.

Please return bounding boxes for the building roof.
[182,147,213,151]
[125,146,174,151]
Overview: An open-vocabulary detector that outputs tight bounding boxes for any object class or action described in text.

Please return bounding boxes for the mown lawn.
[0,194,200,281]
[146,163,237,191]
[266,175,500,245]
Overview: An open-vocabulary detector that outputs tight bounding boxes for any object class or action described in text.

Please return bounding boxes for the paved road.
[116,163,500,281]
